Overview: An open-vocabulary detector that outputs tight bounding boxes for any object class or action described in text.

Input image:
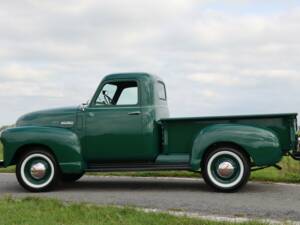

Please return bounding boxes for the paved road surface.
[0,173,299,221]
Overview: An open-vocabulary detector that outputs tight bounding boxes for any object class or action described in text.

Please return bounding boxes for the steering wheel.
[103,90,112,105]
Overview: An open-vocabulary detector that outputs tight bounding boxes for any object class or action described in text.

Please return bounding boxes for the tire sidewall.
[16,149,59,192]
[202,147,250,192]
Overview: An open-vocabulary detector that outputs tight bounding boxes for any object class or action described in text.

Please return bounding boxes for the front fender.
[190,124,282,171]
[1,126,85,174]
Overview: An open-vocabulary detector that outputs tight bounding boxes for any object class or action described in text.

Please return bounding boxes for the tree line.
[0,125,14,133]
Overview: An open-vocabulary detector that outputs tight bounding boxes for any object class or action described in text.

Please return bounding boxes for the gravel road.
[0,173,300,222]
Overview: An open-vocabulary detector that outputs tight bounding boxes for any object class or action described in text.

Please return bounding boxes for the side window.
[117,86,138,105]
[96,83,117,105]
[157,81,167,100]
[95,81,138,106]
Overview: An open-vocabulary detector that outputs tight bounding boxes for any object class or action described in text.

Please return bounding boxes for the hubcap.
[30,162,47,179]
[207,150,245,188]
[217,161,235,178]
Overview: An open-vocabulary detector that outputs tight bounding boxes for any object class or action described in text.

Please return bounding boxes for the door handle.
[88,112,95,117]
[128,111,141,116]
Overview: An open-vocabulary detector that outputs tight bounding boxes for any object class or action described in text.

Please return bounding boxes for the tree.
[0,125,14,133]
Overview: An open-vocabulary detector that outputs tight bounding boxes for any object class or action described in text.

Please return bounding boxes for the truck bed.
[159,113,298,155]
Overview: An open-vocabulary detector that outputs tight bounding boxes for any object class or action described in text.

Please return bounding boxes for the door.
[84,80,145,162]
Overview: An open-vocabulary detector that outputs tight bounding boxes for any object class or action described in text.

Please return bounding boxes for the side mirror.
[79,104,85,112]
[80,102,89,112]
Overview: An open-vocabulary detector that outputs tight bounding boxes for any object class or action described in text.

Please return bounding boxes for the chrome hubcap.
[217,161,235,178]
[30,162,47,179]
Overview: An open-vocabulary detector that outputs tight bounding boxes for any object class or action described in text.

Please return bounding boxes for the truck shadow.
[56,177,268,193]
[1,176,270,194]
[61,180,210,192]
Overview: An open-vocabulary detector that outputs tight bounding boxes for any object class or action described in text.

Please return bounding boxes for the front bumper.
[0,132,4,167]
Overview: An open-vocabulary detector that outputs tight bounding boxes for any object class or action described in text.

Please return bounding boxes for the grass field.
[0,196,270,225]
[1,142,300,183]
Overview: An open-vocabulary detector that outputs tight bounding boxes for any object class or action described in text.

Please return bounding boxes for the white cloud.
[0,64,51,81]
[201,90,218,98]
[188,73,243,86]
[0,81,64,97]
[0,0,300,124]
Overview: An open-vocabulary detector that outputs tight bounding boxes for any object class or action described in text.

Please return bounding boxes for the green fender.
[190,124,282,171]
[1,126,85,174]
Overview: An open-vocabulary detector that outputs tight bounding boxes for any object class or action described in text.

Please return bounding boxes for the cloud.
[201,90,218,98]
[188,69,300,89]
[0,0,300,125]
[0,81,63,97]
[188,74,243,86]
[0,64,51,81]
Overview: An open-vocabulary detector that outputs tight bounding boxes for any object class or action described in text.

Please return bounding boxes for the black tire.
[16,149,60,192]
[61,173,84,183]
[202,146,250,192]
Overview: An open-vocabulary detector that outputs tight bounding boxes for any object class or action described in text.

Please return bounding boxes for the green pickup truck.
[0,73,299,192]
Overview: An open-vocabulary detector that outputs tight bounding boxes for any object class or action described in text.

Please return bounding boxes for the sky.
[0,0,300,125]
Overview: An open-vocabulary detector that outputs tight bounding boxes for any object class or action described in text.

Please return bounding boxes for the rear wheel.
[202,146,250,192]
[16,149,59,192]
[61,173,84,183]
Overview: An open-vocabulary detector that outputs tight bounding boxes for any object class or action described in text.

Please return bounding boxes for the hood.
[16,106,79,128]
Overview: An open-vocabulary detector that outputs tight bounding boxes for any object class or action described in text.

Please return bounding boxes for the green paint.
[1,126,84,173]
[155,154,190,164]
[0,73,298,175]
[189,124,283,170]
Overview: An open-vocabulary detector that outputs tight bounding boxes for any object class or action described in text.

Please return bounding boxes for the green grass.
[1,143,300,183]
[0,196,270,225]
[251,156,300,183]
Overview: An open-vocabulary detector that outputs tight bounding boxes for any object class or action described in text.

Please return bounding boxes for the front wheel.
[202,146,250,192]
[16,149,60,192]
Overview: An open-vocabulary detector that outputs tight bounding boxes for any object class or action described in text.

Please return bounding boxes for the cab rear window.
[158,81,167,100]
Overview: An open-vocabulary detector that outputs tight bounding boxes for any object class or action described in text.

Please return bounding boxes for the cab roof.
[103,72,163,82]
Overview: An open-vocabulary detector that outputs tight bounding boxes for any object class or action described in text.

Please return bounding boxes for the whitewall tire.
[202,147,250,192]
[16,149,59,192]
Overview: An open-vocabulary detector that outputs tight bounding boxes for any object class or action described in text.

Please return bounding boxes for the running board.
[85,162,191,172]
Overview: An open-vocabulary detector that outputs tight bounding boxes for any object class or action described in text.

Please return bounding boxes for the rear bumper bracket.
[289,151,300,161]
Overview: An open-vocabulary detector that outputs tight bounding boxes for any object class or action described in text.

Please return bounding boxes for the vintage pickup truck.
[0,73,299,192]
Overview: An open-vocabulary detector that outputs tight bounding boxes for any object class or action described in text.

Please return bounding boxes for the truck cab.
[81,73,169,162]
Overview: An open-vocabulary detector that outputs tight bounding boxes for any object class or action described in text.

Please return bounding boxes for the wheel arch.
[11,143,56,165]
[200,141,252,170]
[190,124,283,171]
[1,126,85,174]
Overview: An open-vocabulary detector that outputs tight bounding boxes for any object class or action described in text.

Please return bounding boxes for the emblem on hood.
[60,121,74,126]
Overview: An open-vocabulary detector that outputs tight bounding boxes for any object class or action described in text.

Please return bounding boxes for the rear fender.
[190,124,282,171]
[1,126,85,174]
